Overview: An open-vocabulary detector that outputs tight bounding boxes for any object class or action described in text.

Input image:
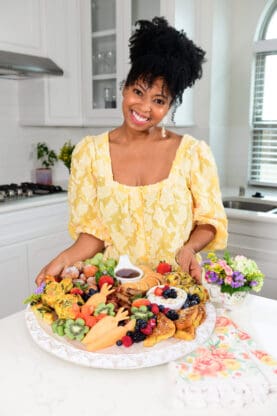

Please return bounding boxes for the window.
[249,3,277,186]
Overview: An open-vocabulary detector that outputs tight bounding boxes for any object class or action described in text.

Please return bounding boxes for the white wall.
[0,0,270,191]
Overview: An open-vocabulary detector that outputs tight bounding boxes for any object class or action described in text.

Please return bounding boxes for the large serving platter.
[25,302,216,370]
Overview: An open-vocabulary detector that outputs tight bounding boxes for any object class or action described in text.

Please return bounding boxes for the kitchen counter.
[0,295,276,416]
[0,192,68,214]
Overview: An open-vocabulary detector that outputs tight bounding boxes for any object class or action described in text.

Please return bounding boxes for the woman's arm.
[35,233,104,286]
[175,224,216,283]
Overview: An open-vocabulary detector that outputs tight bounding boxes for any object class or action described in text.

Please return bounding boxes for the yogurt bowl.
[114,254,143,284]
[147,285,187,310]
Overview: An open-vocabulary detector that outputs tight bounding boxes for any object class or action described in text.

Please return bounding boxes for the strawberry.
[154,287,164,296]
[83,264,98,278]
[156,261,172,274]
[98,275,114,289]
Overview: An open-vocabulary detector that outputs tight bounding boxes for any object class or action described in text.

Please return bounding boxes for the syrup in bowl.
[114,255,143,283]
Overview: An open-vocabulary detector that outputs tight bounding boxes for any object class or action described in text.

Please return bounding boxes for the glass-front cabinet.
[81,0,193,126]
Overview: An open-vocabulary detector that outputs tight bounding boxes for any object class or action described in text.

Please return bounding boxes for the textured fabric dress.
[68,132,227,268]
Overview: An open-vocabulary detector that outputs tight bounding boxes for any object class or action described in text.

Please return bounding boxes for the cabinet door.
[0,245,29,319]
[0,0,44,56]
[27,230,72,293]
[18,0,83,126]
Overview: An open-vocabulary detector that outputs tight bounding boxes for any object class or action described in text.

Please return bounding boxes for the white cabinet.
[0,245,29,319]
[226,216,277,300]
[0,197,72,318]
[27,231,72,294]
[81,0,194,126]
[0,0,45,56]
[18,0,83,126]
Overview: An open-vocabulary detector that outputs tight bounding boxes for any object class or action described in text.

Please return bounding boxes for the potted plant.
[36,142,57,185]
[58,140,75,172]
[202,251,264,310]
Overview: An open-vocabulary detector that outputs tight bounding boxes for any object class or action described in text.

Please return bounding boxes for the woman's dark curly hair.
[125,17,206,109]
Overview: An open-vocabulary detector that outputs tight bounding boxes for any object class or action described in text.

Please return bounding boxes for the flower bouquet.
[202,252,264,309]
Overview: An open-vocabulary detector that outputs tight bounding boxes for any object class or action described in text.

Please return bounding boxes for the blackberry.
[135,319,147,329]
[82,293,90,302]
[166,310,179,320]
[163,289,171,298]
[190,294,200,303]
[116,340,123,346]
[189,299,199,306]
[169,288,177,298]
[126,331,133,337]
[131,331,147,343]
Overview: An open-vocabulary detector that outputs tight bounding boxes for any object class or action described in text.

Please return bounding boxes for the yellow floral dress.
[68,131,227,267]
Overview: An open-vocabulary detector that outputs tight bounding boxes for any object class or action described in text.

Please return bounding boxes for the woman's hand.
[175,245,202,283]
[35,254,69,286]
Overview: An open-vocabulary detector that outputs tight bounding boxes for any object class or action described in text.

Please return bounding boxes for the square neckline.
[104,132,187,189]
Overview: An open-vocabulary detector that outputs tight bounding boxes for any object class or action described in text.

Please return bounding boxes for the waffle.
[143,312,176,347]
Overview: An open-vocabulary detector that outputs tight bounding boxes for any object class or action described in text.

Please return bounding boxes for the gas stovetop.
[0,182,66,203]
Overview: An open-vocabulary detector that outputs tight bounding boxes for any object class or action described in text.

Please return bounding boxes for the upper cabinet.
[18,0,195,127]
[0,0,45,56]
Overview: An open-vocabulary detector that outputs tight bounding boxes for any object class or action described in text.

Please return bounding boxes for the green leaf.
[23,293,41,305]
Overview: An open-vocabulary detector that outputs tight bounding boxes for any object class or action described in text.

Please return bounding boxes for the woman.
[36,17,227,286]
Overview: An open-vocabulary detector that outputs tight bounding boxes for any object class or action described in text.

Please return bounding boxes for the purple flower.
[249,280,258,287]
[34,282,46,294]
[232,271,245,281]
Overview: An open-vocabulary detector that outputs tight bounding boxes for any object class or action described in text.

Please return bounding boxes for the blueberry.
[116,340,123,346]
[158,304,165,312]
[189,299,199,306]
[126,331,133,337]
[88,288,98,296]
[82,293,90,302]
[182,298,190,309]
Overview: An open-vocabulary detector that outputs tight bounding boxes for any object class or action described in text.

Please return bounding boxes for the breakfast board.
[25,302,216,370]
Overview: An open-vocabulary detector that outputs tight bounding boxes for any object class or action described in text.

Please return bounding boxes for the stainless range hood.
[0,50,63,79]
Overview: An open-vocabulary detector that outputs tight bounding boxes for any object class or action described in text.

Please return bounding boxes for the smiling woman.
[35,17,227,287]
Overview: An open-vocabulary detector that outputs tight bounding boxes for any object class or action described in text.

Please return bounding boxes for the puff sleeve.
[68,136,110,243]
[189,140,228,250]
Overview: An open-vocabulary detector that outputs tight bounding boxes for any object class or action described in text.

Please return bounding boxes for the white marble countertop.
[0,295,276,416]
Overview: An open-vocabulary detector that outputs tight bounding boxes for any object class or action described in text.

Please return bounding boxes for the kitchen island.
[0,295,276,416]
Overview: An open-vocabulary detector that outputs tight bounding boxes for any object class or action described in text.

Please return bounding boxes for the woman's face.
[122,77,172,132]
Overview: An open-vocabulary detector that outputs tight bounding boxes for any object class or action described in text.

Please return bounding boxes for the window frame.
[249,2,277,187]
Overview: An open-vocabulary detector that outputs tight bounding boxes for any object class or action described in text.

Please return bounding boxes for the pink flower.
[252,350,268,360]
[193,356,225,377]
[210,346,235,360]
[224,275,233,285]
[218,260,233,275]
[216,316,233,327]
[237,330,251,341]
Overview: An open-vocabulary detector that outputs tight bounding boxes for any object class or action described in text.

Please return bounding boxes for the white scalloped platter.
[25,302,216,370]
